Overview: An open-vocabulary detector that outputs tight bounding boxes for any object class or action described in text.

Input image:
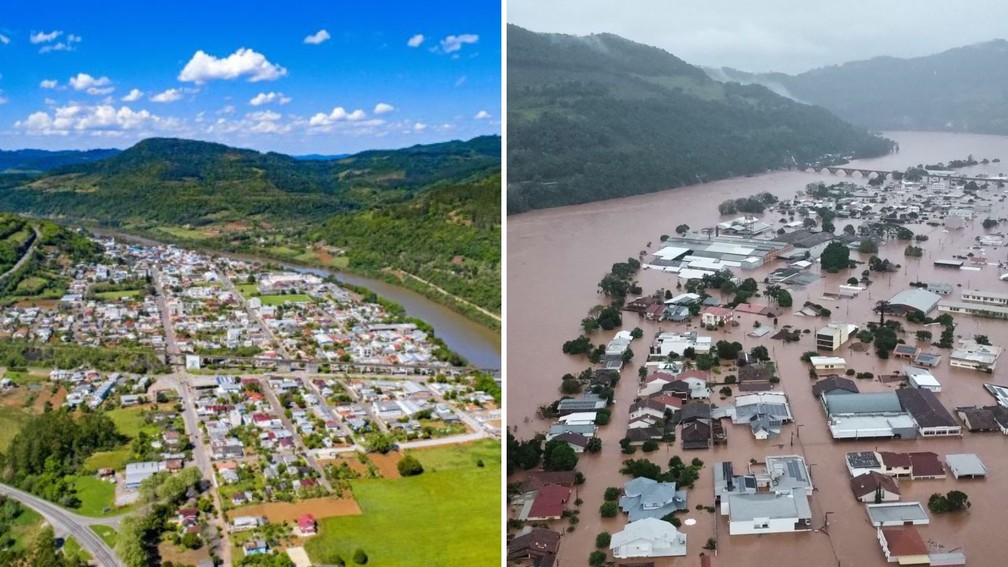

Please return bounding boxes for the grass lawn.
[105,406,158,438]
[71,475,120,517]
[304,440,500,567]
[6,505,43,553]
[258,293,313,305]
[61,536,92,563]
[95,289,142,299]
[236,283,259,298]
[156,225,210,241]
[83,448,133,472]
[90,525,118,548]
[266,245,301,258]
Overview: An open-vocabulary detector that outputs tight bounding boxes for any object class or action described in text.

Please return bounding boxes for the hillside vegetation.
[0,137,501,320]
[707,39,1008,134]
[507,25,895,213]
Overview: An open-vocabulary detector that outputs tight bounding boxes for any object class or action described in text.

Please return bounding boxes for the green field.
[62,536,92,563]
[95,289,142,299]
[90,525,118,548]
[84,448,133,472]
[155,225,210,241]
[72,475,120,517]
[6,505,43,553]
[257,293,313,305]
[236,283,259,298]
[304,440,501,566]
[0,404,33,452]
[105,406,158,438]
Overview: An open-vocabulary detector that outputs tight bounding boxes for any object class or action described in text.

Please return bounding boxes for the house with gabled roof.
[851,471,900,503]
[619,477,688,521]
[610,518,687,559]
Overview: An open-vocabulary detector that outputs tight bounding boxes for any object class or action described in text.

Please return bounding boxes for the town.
[0,233,500,567]
[508,165,1008,567]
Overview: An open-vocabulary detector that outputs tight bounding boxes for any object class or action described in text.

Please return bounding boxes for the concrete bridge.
[799,165,999,183]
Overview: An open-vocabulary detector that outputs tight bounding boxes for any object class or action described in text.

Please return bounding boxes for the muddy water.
[507,132,1008,566]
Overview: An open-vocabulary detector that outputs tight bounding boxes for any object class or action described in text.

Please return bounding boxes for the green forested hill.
[706,39,1008,134]
[0,136,501,321]
[507,25,894,213]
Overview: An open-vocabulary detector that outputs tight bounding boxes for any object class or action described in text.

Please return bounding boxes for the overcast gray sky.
[508,1,1008,74]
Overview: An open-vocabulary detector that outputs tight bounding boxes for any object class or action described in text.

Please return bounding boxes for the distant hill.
[294,153,352,161]
[507,25,894,214]
[0,148,120,173]
[706,39,1008,134]
[0,136,501,321]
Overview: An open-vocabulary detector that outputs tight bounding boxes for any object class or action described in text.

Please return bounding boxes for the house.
[629,399,667,422]
[507,528,561,563]
[866,502,930,527]
[700,306,734,327]
[850,472,901,503]
[610,518,687,559]
[955,405,1008,434]
[681,421,711,450]
[846,451,884,477]
[822,392,918,440]
[523,484,571,521]
[893,344,920,360]
[885,289,941,317]
[878,452,913,477]
[877,526,929,565]
[809,356,846,372]
[177,507,199,526]
[945,453,987,479]
[619,477,688,521]
[725,488,813,535]
[124,461,166,490]
[623,427,663,445]
[728,392,793,439]
[556,395,606,415]
[812,375,858,398]
[243,539,270,556]
[521,471,576,493]
[950,339,1002,372]
[896,388,961,437]
[816,323,858,351]
[552,431,590,453]
[960,289,1008,306]
[231,516,265,532]
[297,514,317,536]
[903,367,941,392]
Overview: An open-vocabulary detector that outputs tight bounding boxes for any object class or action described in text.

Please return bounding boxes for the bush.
[595,532,611,548]
[600,501,618,518]
[589,550,607,567]
[397,455,424,477]
[642,440,659,452]
[353,549,369,565]
[604,487,620,501]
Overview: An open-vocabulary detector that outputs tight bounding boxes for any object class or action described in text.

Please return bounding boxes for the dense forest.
[0,136,502,318]
[0,148,121,174]
[707,39,1008,134]
[507,25,895,213]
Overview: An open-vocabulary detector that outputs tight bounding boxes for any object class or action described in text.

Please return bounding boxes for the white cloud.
[122,88,144,102]
[373,102,395,115]
[0,92,7,105]
[40,79,58,89]
[407,34,424,47]
[178,48,287,83]
[413,122,427,131]
[308,106,371,128]
[0,34,10,45]
[439,34,478,53]
[69,73,111,91]
[474,110,491,120]
[304,29,331,45]
[36,32,81,53]
[15,103,177,136]
[218,105,236,115]
[150,88,183,103]
[455,75,467,87]
[86,87,114,96]
[249,92,291,106]
[30,30,62,44]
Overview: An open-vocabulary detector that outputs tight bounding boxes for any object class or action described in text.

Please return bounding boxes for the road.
[0,226,40,282]
[216,268,291,358]
[0,483,122,567]
[152,374,232,567]
[151,267,182,363]
[255,376,334,492]
[391,269,501,323]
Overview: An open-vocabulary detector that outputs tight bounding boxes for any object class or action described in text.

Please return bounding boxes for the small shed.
[945,454,987,479]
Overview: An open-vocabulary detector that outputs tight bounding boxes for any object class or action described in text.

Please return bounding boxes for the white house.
[700,306,735,327]
[809,356,846,372]
[725,488,813,535]
[903,367,941,392]
[950,340,1002,372]
[610,518,687,559]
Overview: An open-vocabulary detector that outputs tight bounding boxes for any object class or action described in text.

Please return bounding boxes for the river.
[507,132,1008,566]
[92,230,501,369]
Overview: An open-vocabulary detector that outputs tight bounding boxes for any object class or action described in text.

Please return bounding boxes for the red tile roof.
[881,526,929,557]
[527,484,570,519]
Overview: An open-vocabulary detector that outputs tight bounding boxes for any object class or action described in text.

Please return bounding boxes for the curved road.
[0,226,40,281]
[0,483,122,566]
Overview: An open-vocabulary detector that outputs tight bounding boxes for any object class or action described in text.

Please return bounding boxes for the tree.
[364,433,395,454]
[843,224,856,235]
[975,334,992,346]
[750,345,770,362]
[604,487,620,501]
[589,551,607,567]
[630,327,644,339]
[675,224,690,235]
[600,501,618,518]
[642,440,659,452]
[847,277,859,285]
[916,330,932,342]
[581,317,599,334]
[585,437,602,453]
[397,455,424,477]
[542,438,578,471]
[859,238,879,254]
[776,289,793,308]
[353,549,369,565]
[820,241,851,272]
[596,532,611,548]
[983,218,999,230]
[181,531,202,550]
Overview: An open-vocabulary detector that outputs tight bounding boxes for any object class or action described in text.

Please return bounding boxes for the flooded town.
[507,132,1008,567]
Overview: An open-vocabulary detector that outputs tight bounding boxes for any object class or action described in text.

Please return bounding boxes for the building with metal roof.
[945,453,987,479]
[866,502,930,527]
[619,477,688,522]
[725,488,813,535]
[610,518,687,559]
[886,288,941,316]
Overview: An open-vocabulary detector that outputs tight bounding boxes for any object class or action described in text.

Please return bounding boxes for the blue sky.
[0,1,500,154]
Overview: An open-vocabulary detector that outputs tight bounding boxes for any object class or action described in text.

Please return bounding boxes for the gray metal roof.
[824,392,903,415]
[866,502,930,526]
[728,488,811,521]
[888,288,941,314]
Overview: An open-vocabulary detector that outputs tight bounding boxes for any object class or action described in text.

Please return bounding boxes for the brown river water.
[507,132,1008,566]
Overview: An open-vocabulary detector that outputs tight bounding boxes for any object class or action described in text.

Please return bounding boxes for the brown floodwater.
[507,132,1008,566]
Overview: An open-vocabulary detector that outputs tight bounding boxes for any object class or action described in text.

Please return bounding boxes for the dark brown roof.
[956,407,999,431]
[521,471,577,492]
[879,451,912,469]
[738,381,774,393]
[624,427,663,443]
[908,452,945,478]
[552,431,590,448]
[739,364,773,382]
[812,375,859,398]
[681,421,711,447]
[850,471,900,499]
[897,388,958,429]
[507,528,561,560]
